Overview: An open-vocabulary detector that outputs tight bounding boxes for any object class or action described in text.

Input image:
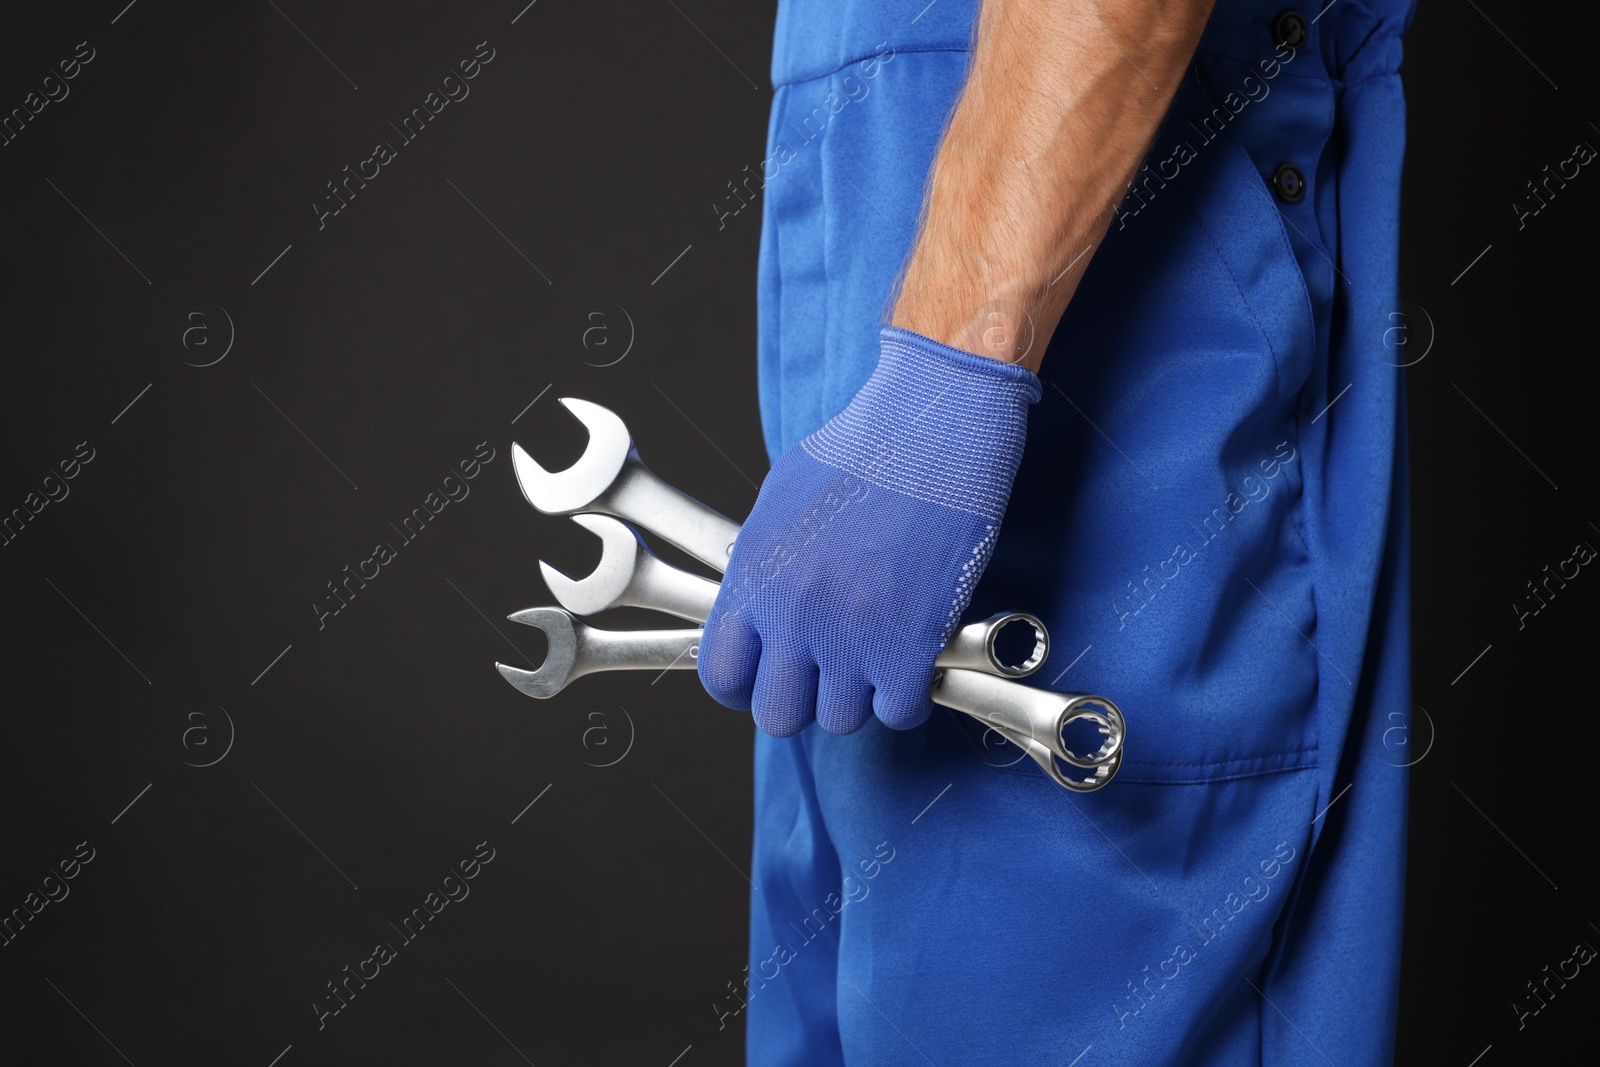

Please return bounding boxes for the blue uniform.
[745,0,1415,1062]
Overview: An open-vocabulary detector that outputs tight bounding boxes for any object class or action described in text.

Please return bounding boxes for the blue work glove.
[698,326,1042,736]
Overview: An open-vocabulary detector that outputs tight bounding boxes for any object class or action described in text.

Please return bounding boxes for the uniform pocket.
[966,67,1332,785]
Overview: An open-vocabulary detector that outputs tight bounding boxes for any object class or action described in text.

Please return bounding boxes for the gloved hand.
[698,326,1042,736]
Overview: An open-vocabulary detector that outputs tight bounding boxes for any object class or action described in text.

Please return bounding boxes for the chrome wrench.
[511,399,1123,786]
[539,514,721,623]
[539,518,1055,678]
[494,607,700,700]
[511,398,741,573]
[931,667,1125,790]
[494,609,1124,787]
[537,513,1123,769]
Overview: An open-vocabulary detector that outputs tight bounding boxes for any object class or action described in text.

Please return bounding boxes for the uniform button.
[1273,10,1309,51]
[1272,163,1306,204]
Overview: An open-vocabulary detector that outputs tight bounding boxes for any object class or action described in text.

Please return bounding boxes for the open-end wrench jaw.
[540,513,722,623]
[495,607,580,700]
[496,605,704,701]
[538,514,641,618]
[511,399,740,573]
[511,398,634,515]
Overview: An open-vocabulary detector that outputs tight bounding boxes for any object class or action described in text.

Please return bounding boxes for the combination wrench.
[511,398,741,573]
[537,515,1062,679]
[495,606,1122,789]
[506,398,1124,789]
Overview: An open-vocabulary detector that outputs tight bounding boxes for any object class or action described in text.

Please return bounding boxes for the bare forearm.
[890,0,1215,370]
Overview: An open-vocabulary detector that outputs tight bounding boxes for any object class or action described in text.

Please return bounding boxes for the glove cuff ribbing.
[798,327,1041,524]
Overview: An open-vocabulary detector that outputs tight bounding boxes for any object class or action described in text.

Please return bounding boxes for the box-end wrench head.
[494,606,701,699]
[540,515,720,622]
[935,612,1048,678]
[511,399,741,573]
[932,667,1124,769]
[986,719,1122,792]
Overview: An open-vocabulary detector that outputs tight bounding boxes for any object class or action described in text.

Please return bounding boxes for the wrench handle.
[571,626,703,680]
[603,461,742,574]
[932,667,1068,747]
[632,555,720,623]
[931,669,1124,767]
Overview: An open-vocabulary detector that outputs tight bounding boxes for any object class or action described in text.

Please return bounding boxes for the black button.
[1273,10,1309,51]
[1272,163,1306,204]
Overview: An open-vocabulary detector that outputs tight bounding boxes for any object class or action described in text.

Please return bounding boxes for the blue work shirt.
[743,0,1415,1062]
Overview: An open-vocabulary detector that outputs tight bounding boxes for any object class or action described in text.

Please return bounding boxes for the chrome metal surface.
[984,719,1123,792]
[502,397,1128,792]
[934,612,1048,677]
[492,609,1125,792]
[511,399,741,572]
[541,514,720,622]
[931,667,1124,769]
[494,606,701,699]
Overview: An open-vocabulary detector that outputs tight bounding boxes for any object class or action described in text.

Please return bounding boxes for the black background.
[0,1,1594,1064]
